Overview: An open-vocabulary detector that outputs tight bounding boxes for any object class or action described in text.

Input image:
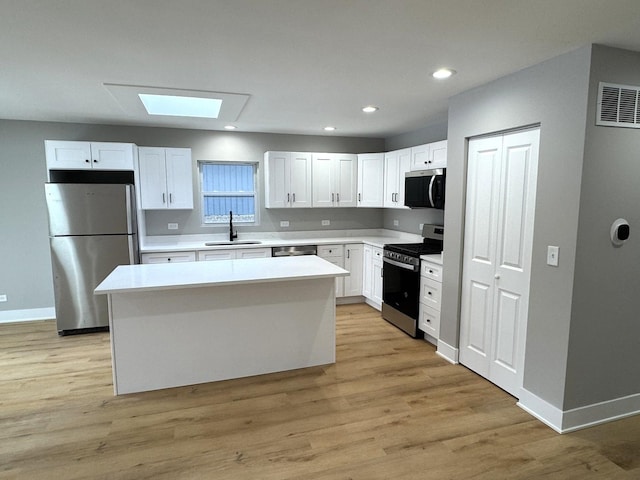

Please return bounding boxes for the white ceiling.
[2,0,640,138]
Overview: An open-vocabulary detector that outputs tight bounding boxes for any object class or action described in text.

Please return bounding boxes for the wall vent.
[596,82,640,128]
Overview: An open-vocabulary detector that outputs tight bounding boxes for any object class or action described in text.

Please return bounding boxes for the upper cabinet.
[138,147,193,210]
[45,140,135,170]
[410,140,448,171]
[383,148,411,209]
[312,153,357,208]
[357,153,384,208]
[264,151,313,208]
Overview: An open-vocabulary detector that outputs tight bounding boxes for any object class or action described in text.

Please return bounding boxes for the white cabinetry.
[419,258,443,343]
[317,245,344,296]
[198,247,271,261]
[45,140,135,170]
[383,148,411,208]
[264,151,313,208]
[312,153,357,207]
[356,153,384,208]
[362,244,383,309]
[410,140,448,171]
[138,147,193,210]
[343,244,363,297]
[141,251,196,264]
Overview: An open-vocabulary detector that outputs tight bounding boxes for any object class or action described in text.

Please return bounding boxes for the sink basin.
[204,240,263,246]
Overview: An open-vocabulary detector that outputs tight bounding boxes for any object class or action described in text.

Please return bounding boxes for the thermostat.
[611,218,630,247]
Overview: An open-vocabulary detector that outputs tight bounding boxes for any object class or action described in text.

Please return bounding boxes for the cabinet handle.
[429,269,434,274]
[93,159,98,163]
[332,193,335,202]
[162,193,166,204]
[427,291,432,296]
[347,249,350,259]
[337,193,340,203]
[167,258,172,262]
[85,159,90,163]
[287,193,290,203]
[426,318,431,323]
[495,274,501,280]
[292,193,296,203]
[358,193,361,202]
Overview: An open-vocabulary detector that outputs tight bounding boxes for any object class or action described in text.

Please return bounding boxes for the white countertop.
[139,229,423,253]
[421,253,443,265]
[95,255,349,294]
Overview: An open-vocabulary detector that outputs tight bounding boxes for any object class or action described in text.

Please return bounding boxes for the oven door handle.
[383,256,419,271]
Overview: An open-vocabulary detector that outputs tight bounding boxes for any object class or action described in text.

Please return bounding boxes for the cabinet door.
[289,152,313,208]
[343,244,363,296]
[198,250,236,261]
[410,143,430,171]
[138,147,168,209]
[90,142,134,170]
[396,148,412,208]
[236,247,271,259]
[372,251,383,306]
[141,251,196,264]
[357,153,384,207]
[362,245,373,298]
[312,154,336,207]
[45,140,93,170]
[335,154,357,207]
[264,151,289,209]
[428,140,447,169]
[383,151,399,208]
[165,148,194,209]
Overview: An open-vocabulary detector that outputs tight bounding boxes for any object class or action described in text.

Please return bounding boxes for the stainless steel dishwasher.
[271,245,318,257]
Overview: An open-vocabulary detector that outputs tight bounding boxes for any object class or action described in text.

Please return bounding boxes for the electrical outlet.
[0,294,7,302]
[393,219,399,226]
[321,220,330,226]
[547,246,559,266]
[419,223,424,231]
[167,223,179,230]
[280,221,290,227]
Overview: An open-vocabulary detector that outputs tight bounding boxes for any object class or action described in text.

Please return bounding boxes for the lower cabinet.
[141,251,196,264]
[419,258,443,344]
[343,244,363,296]
[362,244,383,309]
[317,244,345,297]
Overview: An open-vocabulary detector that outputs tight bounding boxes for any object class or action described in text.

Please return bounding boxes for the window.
[199,161,258,224]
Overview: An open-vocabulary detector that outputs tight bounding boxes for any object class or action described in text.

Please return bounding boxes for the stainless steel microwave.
[404,168,445,209]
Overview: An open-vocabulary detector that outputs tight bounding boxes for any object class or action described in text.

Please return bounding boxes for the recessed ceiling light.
[432,68,456,80]
[138,94,222,118]
[362,106,379,113]
[324,126,336,131]
[224,125,237,130]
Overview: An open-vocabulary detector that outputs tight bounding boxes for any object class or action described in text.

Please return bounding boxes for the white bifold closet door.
[459,128,539,398]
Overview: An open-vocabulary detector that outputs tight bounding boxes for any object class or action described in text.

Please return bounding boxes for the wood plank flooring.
[1,303,639,479]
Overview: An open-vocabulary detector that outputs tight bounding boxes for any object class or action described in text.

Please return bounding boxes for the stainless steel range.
[382,224,444,337]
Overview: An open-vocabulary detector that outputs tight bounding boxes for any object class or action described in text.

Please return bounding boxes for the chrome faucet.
[229,210,238,242]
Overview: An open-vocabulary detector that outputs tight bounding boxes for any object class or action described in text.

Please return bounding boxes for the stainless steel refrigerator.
[45,183,139,335]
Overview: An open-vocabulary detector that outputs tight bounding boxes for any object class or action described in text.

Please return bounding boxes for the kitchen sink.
[204,240,263,246]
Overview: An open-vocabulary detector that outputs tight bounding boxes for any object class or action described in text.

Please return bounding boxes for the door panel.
[460,129,539,399]
[290,153,312,207]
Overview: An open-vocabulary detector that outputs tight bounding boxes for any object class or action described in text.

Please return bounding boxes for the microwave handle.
[428,175,436,207]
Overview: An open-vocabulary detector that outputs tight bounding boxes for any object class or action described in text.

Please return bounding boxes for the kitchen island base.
[108,277,336,395]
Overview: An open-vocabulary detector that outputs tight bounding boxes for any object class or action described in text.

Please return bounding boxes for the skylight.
[138,94,222,118]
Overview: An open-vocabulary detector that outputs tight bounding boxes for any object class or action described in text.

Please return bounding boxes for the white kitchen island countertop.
[95,255,349,294]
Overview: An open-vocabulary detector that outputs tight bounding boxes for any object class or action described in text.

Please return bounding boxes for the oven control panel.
[383,250,420,267]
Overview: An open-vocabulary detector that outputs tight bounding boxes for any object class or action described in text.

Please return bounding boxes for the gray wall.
[0,120,383,314]
[443,46,592,409]
[563,45,640,409]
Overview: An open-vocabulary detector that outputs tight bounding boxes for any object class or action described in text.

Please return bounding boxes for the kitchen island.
[95,255,348,395]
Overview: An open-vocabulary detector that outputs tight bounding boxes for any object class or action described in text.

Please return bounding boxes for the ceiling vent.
[596,82,640,128]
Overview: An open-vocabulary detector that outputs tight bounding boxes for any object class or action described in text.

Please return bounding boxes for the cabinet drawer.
[421,261,442,282]
[420,276,442,310]
[236,247,271,259]
[419,304,440,338]
[372,247,383,259]
[317,244,343,258]
[141,251,196,264]
[198,250,236,261]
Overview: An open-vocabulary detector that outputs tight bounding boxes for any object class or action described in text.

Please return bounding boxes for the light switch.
[280,221,290,227]
[547,246,559,266]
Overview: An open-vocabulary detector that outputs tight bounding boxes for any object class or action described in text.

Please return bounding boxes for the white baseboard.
[0,307,55,324]
[436,339,459,364]
[336,296,365,305]
[518,387,640,433]
[364,298,382,311]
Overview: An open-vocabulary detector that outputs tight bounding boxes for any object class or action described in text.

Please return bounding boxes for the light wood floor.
[1,304,639,479]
